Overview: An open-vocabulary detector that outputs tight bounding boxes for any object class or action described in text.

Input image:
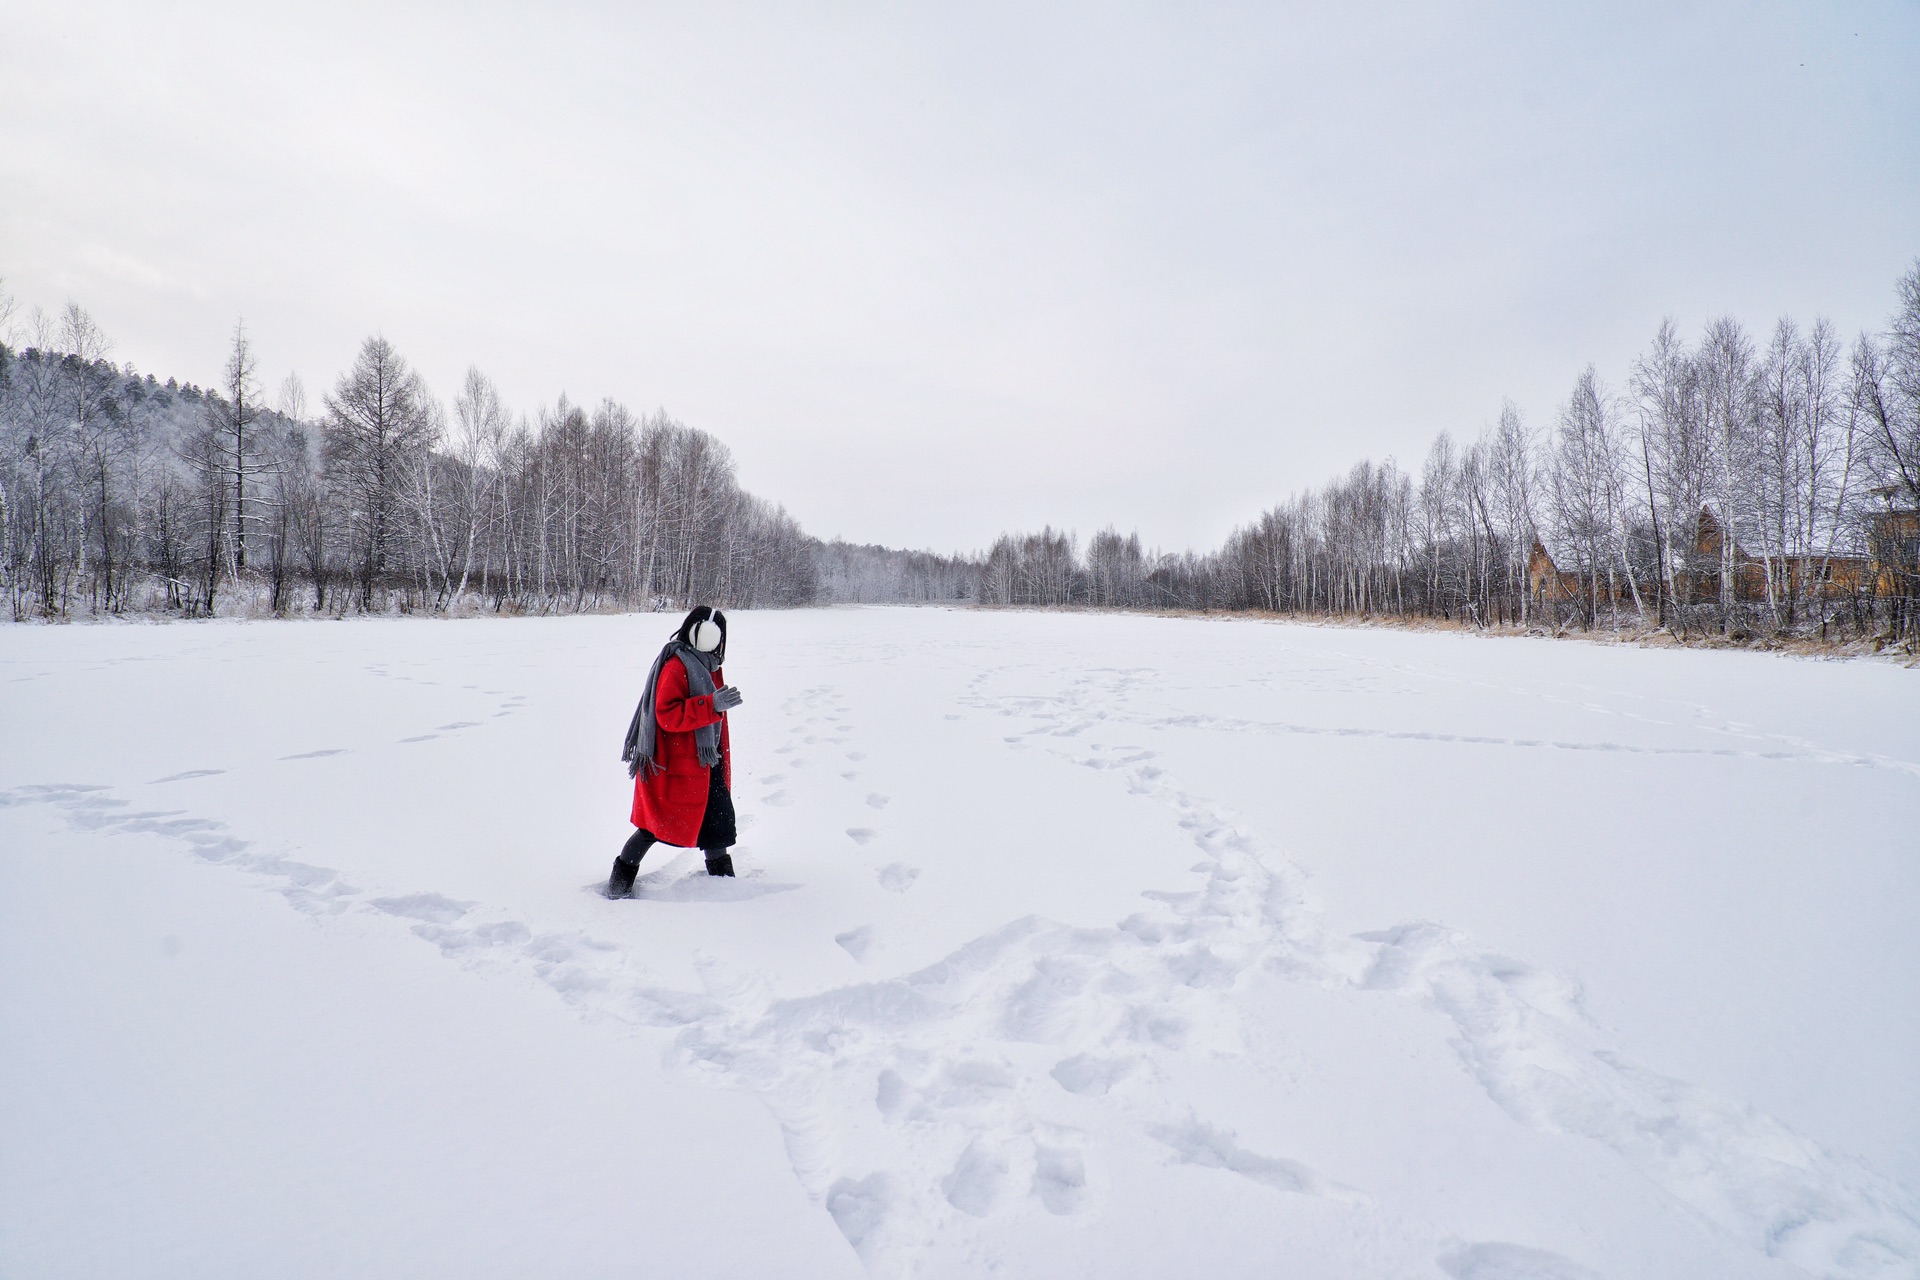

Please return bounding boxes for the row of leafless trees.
[7,261,1915,636]
[965,260,1920,642]
[0,295,817,619]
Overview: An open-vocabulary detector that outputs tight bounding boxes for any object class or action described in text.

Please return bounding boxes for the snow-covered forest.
[0,296,818,620]
[3,261,1918,643]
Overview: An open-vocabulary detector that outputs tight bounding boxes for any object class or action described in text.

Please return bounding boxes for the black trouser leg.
[609,830,656,897]
[697,759,737,877]
[621,829,657,864]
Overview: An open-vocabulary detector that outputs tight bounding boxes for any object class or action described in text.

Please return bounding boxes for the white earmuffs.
[690,619,723,653]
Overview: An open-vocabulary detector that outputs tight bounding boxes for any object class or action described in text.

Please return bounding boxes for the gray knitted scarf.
[622,641,723,778]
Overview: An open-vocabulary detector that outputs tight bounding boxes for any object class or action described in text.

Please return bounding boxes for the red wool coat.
[630,657,732,848]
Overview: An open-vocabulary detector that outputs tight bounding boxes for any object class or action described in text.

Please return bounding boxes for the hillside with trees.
[0,301,819,619]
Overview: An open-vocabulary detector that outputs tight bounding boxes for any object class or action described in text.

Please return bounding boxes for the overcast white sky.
[3,1,1916,553]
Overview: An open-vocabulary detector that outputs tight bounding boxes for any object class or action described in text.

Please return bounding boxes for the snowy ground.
[3,608,1917,1280]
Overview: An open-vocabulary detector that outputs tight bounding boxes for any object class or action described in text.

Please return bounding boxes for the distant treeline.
[957,259,1920,644]
[4,261,1917,643]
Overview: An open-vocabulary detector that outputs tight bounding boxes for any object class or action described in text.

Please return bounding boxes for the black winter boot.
[704,850,735,877]
[608,854,641,898]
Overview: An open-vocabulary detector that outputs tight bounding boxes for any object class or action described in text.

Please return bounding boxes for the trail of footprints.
[125,687,541,775]
[8,662,1916,1279]
[1314,640,1920,778]
[274,689,526,760]
[958,664,1920,1279]
[768,687,910,896]
[0,719,1370,1274]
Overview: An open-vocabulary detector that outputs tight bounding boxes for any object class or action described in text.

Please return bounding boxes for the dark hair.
[673,604,728,658]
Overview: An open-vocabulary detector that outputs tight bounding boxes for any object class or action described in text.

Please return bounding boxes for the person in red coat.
[609,605,744,897]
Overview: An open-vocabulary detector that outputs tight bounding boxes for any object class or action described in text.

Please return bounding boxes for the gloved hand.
[713,686,744,712]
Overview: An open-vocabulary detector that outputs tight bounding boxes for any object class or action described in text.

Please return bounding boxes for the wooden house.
[1867,505,1920,597]
[1528,504,1899,614]
[1526,540,1584,605]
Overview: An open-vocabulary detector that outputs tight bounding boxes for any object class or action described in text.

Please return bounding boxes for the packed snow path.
[3,609,1917,1279]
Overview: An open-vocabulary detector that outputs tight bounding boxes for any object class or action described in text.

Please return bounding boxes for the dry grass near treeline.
[1287,612,1916,662]
[973,603,1920,665]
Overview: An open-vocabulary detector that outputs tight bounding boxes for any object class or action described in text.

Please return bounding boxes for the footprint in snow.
[866,794,890,809]
[436,721,480,731]
[943,1138,1010,1217]
[1050,1053,1136,1096]
[760,774,786,786]
[1147,1119,1361,1203]
[764,791,791,807]
[846,827,879,846]
[845,751,866,762]
[841,771,860,781]
[150,769,225,784]
[414,919,534,954]
[1031,1144,1089,1215]
[280,748,348,760]
[836,926,874,960]
[369,893,475,925]
[1437,1242,1604,1280]
[632,873,801,904]
[399,734,440,743]
[876,862,918,891]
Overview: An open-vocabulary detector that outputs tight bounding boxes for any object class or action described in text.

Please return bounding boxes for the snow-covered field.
[3,608,1917,1280]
